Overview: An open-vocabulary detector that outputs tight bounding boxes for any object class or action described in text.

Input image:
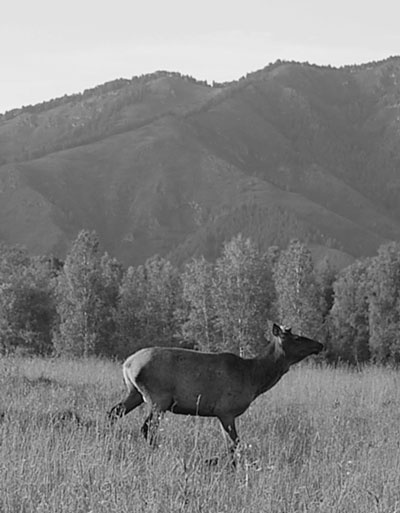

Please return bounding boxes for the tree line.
[0,229,399,364]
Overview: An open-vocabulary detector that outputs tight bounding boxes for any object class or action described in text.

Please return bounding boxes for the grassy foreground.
[1,356,400,513]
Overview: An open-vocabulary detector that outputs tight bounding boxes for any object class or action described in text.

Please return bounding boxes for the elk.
[108,324,323,458]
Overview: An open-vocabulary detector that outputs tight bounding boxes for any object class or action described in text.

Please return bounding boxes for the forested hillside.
[1,58,400,266]
[1,230,399,364]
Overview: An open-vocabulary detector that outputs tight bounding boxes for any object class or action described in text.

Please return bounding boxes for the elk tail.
[122,362,137,393]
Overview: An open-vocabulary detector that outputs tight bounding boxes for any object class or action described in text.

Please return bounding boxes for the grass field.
[1,356,400,513]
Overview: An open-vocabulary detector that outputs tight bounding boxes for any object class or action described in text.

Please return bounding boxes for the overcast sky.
[1,0,399,114]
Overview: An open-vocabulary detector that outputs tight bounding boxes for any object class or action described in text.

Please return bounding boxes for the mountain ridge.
[1,57,400,267]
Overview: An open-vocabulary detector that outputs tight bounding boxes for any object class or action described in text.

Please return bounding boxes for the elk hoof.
[108,403,125,422]
[204,456,219,466]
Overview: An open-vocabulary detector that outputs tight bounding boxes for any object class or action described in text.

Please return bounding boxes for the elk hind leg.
[108,387,144,422]
[141,408,163,446]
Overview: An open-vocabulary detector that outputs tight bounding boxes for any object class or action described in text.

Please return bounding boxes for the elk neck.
[250,338,290,397]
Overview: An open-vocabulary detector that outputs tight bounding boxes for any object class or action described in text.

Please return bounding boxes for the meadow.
[1,357,400,513]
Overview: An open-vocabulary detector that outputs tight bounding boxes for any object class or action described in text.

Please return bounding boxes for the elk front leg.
[205,415,239,467]
[219,416,239,454]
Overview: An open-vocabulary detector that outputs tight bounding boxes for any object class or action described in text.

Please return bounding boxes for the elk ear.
[272,323,282,337]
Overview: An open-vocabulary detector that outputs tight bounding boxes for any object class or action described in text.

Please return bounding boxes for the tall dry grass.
[1,356,400,513]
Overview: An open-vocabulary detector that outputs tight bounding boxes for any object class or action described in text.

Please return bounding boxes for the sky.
[1,0,399,114]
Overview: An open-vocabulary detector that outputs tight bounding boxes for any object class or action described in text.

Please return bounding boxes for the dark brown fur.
[108,324,323,455]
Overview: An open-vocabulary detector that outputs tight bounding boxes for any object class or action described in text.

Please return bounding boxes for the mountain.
[1,59,400,267]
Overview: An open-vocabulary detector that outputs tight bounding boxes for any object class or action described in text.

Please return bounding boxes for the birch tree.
[273,240,322,337]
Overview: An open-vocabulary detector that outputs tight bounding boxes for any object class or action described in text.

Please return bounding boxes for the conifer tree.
[328,259,370,363]
[368,242,400,363]
[0,247,57,354]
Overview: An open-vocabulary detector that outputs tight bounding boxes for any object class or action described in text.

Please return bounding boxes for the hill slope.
[1,60,400,266]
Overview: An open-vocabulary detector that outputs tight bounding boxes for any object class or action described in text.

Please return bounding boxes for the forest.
[0,229,399,365]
